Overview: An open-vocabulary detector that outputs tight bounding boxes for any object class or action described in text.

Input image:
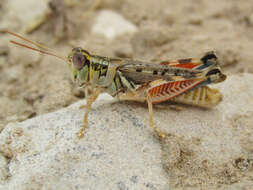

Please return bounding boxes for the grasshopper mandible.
[4,30,226,138]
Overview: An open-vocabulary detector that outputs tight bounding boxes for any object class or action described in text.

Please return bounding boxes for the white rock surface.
[0,153,9,182]
[92,10,137,39]
[0,0,48,31]
[0,73,253,189]
[0,96,168,189]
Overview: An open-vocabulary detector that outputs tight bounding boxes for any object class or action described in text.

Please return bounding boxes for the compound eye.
[73,52,86,70]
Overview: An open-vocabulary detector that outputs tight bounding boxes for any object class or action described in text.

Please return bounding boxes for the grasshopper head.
[3,31,92,86]
[67,47,91,85]
[201,52,227,83]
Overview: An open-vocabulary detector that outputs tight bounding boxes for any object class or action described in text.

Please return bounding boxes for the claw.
[77,128,85,138]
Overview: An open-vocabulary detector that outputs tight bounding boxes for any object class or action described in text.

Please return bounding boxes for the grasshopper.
[4,30,226,138]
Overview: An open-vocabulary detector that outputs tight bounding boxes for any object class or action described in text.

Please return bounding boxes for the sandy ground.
[0,0,253,189]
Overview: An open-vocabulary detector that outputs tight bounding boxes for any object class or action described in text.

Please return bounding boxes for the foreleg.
[78,87,101,138]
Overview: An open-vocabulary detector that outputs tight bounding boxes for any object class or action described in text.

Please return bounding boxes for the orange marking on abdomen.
[150,86,158,97]
[171,63,201,69]
[159,84,166,96]
[156,86,163,96]
[151,79,204,104]
[164,83,169,94]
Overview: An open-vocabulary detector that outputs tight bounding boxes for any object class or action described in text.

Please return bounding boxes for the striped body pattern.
[68,49,226,107]
[148,79,204,104]
[4,30,226,138]
[173,86,222,107]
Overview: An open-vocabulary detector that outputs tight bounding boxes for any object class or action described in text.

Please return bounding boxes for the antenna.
[3,30,69,64]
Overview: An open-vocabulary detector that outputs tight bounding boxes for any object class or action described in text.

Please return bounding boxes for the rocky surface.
[0,74,253,190]
[92,10,137,39]
[1,0,253,189]
[1,0,49,32]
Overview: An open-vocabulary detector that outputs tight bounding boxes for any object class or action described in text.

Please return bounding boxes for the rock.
[0,57,6,70]
[0,73,253,189]
[159,74,253,189]
[92,10,137,39]
[0,95,168,189]
[187,15,203,25]
[248,13,253,26]
[130,26,177,60]
[0,153,9,181]
[1,0,48,31]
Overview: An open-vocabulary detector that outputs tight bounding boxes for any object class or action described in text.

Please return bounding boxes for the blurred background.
[0,0,252,131]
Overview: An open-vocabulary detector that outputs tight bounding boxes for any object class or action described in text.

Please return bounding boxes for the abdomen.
[171,86,222,108]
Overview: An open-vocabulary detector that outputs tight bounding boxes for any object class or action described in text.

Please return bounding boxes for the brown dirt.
[0,0,253,189]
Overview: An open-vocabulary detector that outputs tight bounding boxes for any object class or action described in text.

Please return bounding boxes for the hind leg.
[146,93,166,139]
[117,89,166,139]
